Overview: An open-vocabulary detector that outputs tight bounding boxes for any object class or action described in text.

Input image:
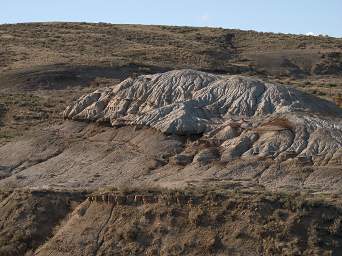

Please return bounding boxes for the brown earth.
[0,189,87,256]
[0,23,342,256]
[1,186,342,256]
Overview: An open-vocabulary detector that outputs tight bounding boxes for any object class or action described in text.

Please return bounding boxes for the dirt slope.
[25,188,342,256]
[0,189,86,256]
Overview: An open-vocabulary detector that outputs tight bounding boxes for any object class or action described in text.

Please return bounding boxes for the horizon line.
[0,21,340,39]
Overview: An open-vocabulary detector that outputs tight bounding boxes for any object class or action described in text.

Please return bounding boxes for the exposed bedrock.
[64,69,342,167]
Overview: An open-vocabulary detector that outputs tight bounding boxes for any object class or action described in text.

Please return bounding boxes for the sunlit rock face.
[64,69,342,166]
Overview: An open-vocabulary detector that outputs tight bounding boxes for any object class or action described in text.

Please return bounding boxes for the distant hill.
[1,22,341,77]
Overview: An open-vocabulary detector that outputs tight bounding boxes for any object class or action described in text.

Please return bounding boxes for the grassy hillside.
[1,22,341,76]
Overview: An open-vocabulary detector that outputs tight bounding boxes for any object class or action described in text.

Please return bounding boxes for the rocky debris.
[64,69,342,168]
[193,147,220,164]
[170,154,194,166]
[221,132,259,161]
[210,124,242,141]
[88,192,202,206]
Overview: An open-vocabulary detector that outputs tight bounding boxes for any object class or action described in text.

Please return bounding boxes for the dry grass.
[0,22,341,76]
[17,186,342,255]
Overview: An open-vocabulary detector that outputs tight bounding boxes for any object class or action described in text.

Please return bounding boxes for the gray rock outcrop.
[64,70,342,167]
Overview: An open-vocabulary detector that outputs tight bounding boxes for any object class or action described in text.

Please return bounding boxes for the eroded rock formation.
[64,70,342,167]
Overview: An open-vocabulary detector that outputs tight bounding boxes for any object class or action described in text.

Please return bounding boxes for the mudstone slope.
[65,69,342,175]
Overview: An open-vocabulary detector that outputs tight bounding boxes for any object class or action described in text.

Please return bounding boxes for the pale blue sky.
[1,0,341,37]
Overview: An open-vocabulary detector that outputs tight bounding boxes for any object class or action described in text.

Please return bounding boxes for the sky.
[1,0,341,37]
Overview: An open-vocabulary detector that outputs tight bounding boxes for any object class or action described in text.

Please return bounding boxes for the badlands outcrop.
[65,69,342,168]
[1,69,341,192]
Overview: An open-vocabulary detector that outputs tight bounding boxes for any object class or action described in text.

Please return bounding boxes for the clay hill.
[0,23,342,256]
